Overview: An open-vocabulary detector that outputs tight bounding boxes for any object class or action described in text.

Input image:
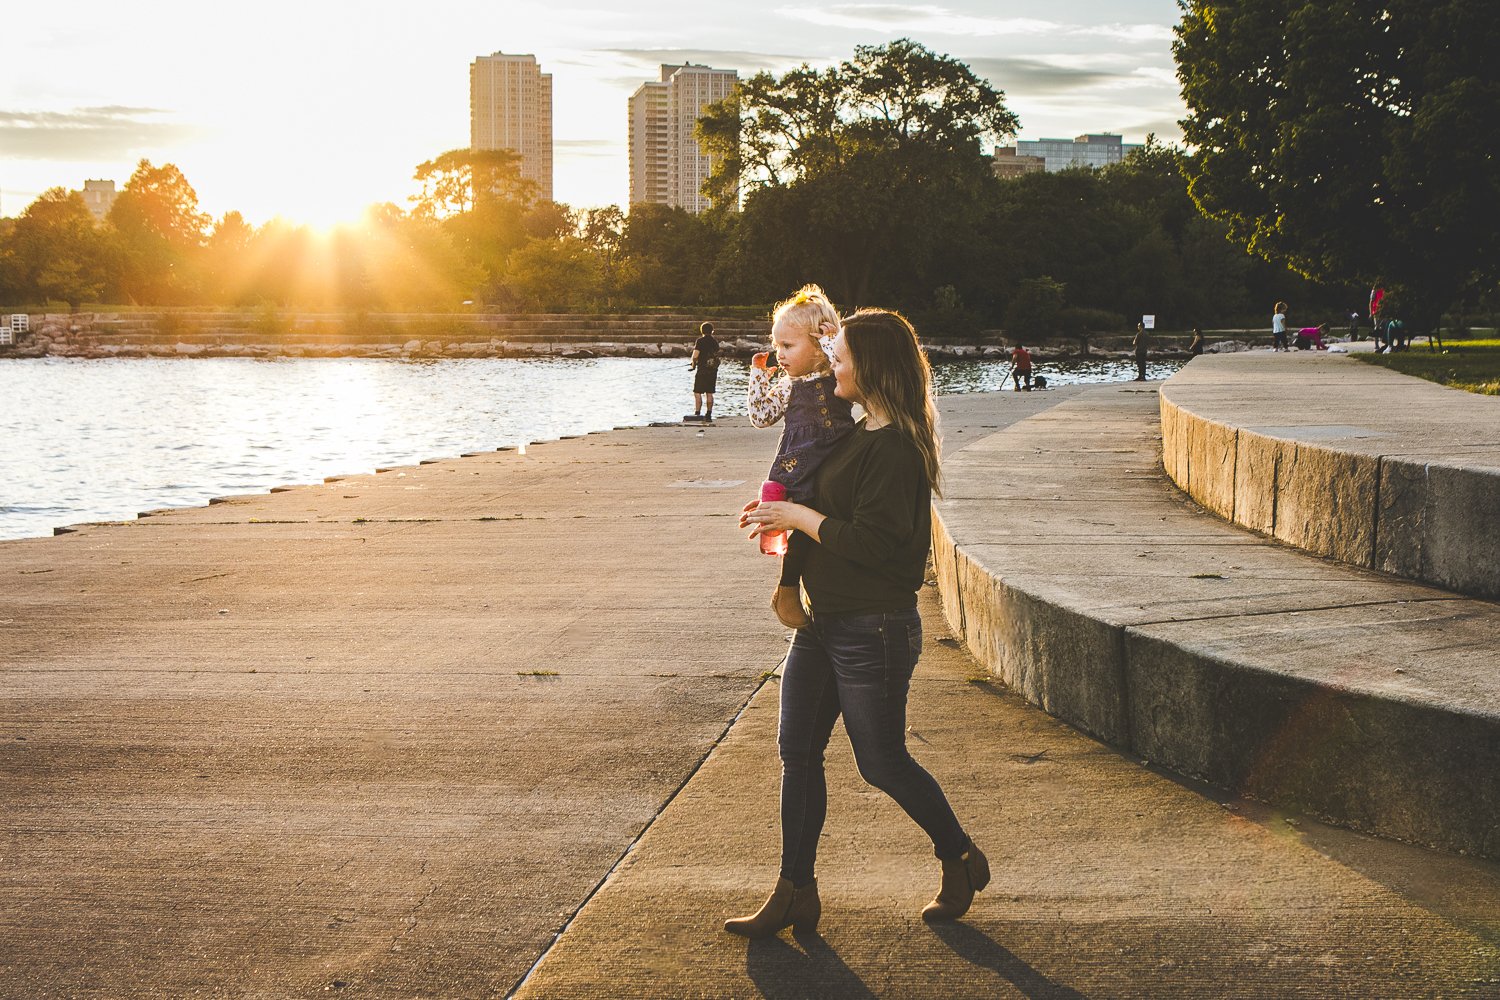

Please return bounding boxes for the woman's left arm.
[741,499,826,542]
[742,439,921,564]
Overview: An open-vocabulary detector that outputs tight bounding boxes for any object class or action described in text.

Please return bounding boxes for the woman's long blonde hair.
[840,308,942,497]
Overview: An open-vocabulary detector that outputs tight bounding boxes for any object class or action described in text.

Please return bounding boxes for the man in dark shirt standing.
[690,322,720,420]
[1132,322,1150,381]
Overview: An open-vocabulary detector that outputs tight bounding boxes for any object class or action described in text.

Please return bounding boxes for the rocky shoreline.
[0,311,1251,362]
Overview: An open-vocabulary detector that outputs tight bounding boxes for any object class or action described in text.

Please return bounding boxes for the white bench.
[0,314,27,345]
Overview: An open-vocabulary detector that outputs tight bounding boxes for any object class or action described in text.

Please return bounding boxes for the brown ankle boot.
[921,843,990,922]
[724,877,820,938]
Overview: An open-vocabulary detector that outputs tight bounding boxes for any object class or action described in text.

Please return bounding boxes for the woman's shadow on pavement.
[745,931,876,999]
[929,922,1087,999]
[744,925,1086,999]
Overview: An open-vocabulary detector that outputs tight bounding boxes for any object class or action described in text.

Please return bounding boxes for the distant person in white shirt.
[1272,301,1289,351]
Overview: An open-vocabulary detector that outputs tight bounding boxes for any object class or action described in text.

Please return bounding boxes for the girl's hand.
[752,351,775,371]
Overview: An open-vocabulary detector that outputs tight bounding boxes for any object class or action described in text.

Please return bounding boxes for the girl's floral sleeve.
[749,364,790,428]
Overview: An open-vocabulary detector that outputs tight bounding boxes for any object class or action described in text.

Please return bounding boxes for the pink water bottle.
[758,481,788,556]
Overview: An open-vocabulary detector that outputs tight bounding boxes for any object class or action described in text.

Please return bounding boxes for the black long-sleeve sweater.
[803,421,931,616]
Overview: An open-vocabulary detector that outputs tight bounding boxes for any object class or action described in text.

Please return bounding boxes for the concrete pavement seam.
[506,651,788,999]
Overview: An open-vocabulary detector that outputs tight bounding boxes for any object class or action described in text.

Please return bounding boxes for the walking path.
[3,380,1498,998]
[518,382,1500,999]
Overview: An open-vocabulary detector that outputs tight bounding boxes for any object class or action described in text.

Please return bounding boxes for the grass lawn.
[1354,338,1500,395]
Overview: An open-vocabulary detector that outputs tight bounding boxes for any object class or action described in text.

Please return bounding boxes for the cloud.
[0,106,202,161]
[775,4,1172,43]
[1125,117,1186,140]
[593,47,819,82]
[964,57,1116,96]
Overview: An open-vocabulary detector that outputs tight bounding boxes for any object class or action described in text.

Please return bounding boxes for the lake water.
[0,355,1182,541]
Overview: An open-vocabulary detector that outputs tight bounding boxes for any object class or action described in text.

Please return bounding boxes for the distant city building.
[470,51,553,201]
[79,179,117,220]
[999,133,1143,173]
[990,148,1045,180]
[628,64,738,214]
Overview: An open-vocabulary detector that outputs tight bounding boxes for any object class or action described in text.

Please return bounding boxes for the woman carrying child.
[748,285,857,629]
[728,307,989,939]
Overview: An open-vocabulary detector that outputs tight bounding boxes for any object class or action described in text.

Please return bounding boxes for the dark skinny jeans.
[777,607,969,885]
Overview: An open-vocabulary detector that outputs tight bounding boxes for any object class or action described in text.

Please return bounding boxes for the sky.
[1,1,1188,228]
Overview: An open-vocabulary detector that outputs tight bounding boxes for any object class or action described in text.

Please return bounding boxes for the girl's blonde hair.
[771,284,840,370]
[840,308,943,498]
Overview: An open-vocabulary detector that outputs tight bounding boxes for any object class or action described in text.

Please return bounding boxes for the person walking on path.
[690,322,720,419]
[1132,322,1150,381]
[1009,343,1034,390]
[747,285,857,630]
[728,308,989,940]
[1272,302,1289,352]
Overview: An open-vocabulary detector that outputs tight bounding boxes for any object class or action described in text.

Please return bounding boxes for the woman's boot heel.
[922,843,989,922]
[724,878,820,938]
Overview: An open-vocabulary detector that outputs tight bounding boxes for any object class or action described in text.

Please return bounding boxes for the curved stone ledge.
[933,385,1500,861]
[1159,352,1500,600]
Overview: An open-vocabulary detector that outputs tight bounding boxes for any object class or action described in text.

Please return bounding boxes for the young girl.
[749,284,857,628]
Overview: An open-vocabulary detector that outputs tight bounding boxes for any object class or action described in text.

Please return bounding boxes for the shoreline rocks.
[0,310,1225,362]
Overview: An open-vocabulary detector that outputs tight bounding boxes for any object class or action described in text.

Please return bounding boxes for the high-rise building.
[628,68,675,209]
[470,52,553,202]
[1004,133,1142,173]
[628,64,737,214]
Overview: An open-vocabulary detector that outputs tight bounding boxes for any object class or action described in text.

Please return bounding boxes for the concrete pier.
[3,384,1498,997]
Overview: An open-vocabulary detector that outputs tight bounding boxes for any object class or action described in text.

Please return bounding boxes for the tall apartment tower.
[628,64,737,214]
[470,52,553,201]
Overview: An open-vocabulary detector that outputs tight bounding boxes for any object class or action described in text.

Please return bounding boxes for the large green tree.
[1,188,113,309]
[107,159,211,304]
[410,147,534,219]
[1174,1,1500,331]
[699,39,1018,308]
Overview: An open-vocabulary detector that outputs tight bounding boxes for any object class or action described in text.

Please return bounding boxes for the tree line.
[4,34,1491,339]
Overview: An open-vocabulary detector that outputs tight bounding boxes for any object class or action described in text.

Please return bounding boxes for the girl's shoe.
[921,843,990,922]
[771,585,810,629]
[724,878,820,938]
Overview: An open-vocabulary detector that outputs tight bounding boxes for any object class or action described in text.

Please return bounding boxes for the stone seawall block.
[1230,430,1282,536]
[1128,617,1500,863]
[1160,355,1500,599]
[935,513,1131,752]
[1376,458,1500,601]
[1270,442,1378,566]
[1183,414,1238,520]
